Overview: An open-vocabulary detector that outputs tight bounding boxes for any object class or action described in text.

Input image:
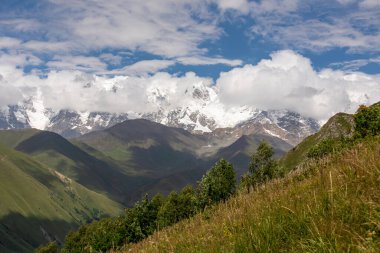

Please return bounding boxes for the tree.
[157,186,198,227]
[354,105,380,138]
[248,141,280,186]
[34,242,58,253]
[197,158,236,208]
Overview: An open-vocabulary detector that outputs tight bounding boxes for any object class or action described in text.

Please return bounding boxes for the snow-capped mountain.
[0,80,320,145]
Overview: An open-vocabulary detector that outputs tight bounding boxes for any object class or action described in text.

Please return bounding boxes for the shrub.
[354,105,380,138]
[197,159,236,208]
[158,186,198,227]
[34,242,58,253]
[307,139,335,159]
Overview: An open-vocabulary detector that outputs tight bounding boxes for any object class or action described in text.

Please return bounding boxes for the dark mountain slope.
[215,134,292,175]
[0,143,121,252]
[13,131,143,204]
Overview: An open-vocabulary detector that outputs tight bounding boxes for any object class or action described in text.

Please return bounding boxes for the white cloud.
[112,60,176,76]
[336,0,357,5]
[330,56,380,71]
[0,19,41,32]
[42,0,221,58]
[1,50,379,123]
[248,1,380,54]
[99,54,123,65]
[360,0,380,8]
[215,0,250,13]
[215,50,380,121]
[47,55,107,72]
[177,56,242,66]
[0,37,22,49]
[23,41,73,52]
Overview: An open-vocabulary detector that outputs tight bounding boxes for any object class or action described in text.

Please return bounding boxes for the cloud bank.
[1,50,379,123]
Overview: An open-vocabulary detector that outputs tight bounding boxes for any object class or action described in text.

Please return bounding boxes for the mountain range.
[0,117,298,252]
[0,82,323,252]
[0,81,319,144]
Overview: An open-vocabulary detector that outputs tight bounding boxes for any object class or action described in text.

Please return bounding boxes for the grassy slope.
[0,143,122,252]
[0,128,40,148]
[280,112,354,170]
[122,137,380,252]
[11,130,147,204]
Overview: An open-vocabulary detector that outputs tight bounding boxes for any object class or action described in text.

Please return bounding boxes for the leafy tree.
[158,185,198,227]
[34,242,58,253]
[123,194,163,243]
[248,141,280,186]
[197,159,236,208]
[354,105,380,138]
[62,194,164,252]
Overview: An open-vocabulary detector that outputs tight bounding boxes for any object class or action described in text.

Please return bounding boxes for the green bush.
[197,159,236,208]
[34,242,58,253]
[307,139,335,159]
[354,105,380,138]
[158,186,197,227]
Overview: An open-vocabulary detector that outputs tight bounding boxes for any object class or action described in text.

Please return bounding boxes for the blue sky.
[1,0,379,78]
[0,0,380,121]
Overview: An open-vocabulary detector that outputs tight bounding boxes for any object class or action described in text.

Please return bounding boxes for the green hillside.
[113,103,380,252]
[0,128,40,148]
[122,135,380,253]
[280,112,355,170]
[12,130,142,204]
[0,143,122,252]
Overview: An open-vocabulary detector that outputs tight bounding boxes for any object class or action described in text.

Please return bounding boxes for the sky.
[0,0,380,122]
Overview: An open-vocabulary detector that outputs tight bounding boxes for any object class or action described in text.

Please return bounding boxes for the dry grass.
[116,137,380,253]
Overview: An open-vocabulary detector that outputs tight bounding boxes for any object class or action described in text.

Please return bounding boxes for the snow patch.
[263,128,282,139]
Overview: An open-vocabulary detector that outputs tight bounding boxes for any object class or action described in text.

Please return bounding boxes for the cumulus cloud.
[23,71,214,114]
[215,50,380,121]
[1,50,379,123]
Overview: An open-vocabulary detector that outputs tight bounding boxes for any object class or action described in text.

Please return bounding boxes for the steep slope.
[10,130,145,204]
[0,143,122,253]
[122,135,380,253]
[280,112,355,170]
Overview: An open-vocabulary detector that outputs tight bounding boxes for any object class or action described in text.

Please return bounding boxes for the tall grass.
[119,137,380,252]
